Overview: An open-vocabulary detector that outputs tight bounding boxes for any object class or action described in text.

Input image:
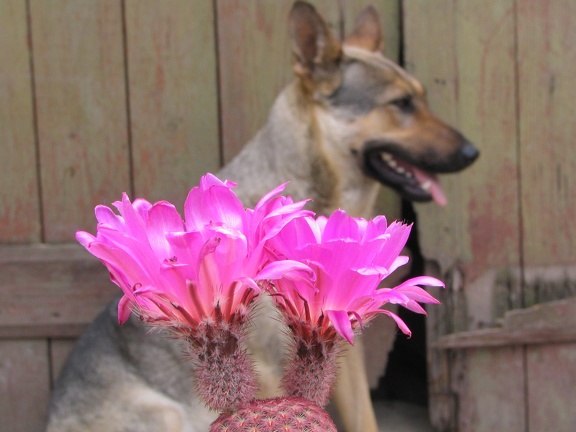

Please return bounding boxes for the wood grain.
[125,0,220,209]
[0,0,41,243]
[527,342,576,432]
[0,244,116,338]
[30,0,130,242]
[404,1,523,428]
[517,0,576,267]
[456,346,526,432]
[49,338,77,386]
[216,0,301,163]
[417,0,521,298]
[438,296,576,348]
[0,340,51,432]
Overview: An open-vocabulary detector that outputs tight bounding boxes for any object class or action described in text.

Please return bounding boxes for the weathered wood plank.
[455,346,526,432]
[410,0,521,327]
[527,342,576,432]
[49,338,77,386]
[0,244,116,338]
[517,0,576,269]
[217,0,301,163]
[30,0,130,242]
[437,326,576,349]
[125,0,220,209]
[450,0,521,323]
[0,340,51,432]
[405,0,470,275]
[0,0,41,243]
[437,296,576,348]
[505,295,576,329]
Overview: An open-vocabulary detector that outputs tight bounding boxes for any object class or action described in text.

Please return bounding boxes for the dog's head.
[289,1,478,205]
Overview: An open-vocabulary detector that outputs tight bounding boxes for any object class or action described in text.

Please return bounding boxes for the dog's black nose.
[460,141,479,166]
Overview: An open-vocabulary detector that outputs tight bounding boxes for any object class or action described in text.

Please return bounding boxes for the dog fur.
[46,3,478,432]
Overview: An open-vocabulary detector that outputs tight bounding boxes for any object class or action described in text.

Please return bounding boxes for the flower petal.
[256,260,316,283]
[326,310,355,344]
[117,295,134,324]
[76,230,96,248]
[380,310,412,337]
[184,174,245,232]
[146,201,184,259]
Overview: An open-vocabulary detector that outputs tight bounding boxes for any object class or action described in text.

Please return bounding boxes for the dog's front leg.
[334,340,379,432]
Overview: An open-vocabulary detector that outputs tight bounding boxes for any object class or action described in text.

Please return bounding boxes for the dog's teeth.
[421,181,431,191]
[396,166,406,174]
[382,153,393,162]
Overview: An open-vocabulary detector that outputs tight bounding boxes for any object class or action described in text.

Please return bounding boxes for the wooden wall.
[0,1,400,430]
[404,0,576,430]
[3,1,575,431]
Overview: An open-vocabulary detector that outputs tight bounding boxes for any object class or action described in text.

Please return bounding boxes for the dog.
[46,2,478,431]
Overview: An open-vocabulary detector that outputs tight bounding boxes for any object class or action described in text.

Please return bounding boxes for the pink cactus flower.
[76,173,311,330]
[76,173,313,410]
[263,209,443,343]
[76,173,443,418]
[259,209,444,405]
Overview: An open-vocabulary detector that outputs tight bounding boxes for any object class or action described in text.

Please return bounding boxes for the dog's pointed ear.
[345,6,383,52]
[289,1,342,87]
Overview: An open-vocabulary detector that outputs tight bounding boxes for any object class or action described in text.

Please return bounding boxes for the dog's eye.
[390,97,415,112]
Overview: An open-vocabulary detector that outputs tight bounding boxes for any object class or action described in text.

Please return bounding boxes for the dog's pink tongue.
[413,167,447,206]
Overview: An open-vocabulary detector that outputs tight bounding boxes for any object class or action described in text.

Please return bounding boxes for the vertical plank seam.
[25,0,45,243]
[450,2,460,428]
[47,338,55,390]
[512,1,529,430]
[120,0,135,197]
[452,0,459,125]
[212,0,224,168]
[397,0,405,66]
[337,0,345,40]
[523,345,530,432]
[512,0,525,308]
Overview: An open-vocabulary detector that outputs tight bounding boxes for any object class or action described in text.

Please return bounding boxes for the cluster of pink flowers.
[77,173,443,430]
[77,174,314,330]
[264,209,441,344]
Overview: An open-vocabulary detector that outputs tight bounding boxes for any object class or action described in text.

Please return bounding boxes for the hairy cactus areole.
[209,397,337,432]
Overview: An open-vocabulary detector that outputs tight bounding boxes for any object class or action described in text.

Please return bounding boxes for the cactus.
[209,396,336,432]
[187,306,257,411]
[281,317,341,408]
[78,172,443,432]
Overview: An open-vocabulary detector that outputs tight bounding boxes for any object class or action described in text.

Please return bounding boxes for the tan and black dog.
[46,2,478,432]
